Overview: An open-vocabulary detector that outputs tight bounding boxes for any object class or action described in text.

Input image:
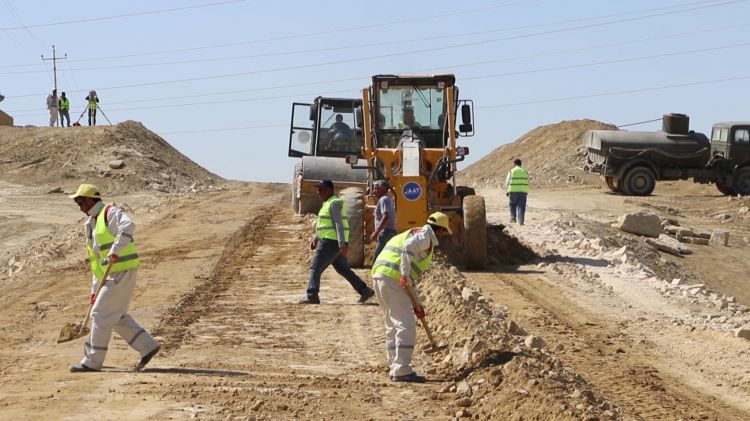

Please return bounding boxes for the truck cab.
[709,122,750,195]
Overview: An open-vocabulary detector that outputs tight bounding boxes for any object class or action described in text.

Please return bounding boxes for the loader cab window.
[374,83,446,148]
[315,105,363,156]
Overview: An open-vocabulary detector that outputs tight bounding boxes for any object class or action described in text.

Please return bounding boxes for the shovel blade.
[423,343,447,354]
[57,323,89,343]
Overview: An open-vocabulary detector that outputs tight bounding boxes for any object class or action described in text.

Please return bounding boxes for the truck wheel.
[622,166,656,196]
[292,163,301,213]
[605,176,621,193]
[463,195,487,270]
[733,167,750,196]
[716,182,736,196]
[340,187,365,268]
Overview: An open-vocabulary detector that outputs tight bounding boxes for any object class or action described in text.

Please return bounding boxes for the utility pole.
[42,45,67,127]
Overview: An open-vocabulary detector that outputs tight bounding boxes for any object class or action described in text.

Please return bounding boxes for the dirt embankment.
[459,119,616,189]
[0,120,223,195]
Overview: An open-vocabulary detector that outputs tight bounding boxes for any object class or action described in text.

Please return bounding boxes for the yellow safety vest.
[316,195,349,242]
[86,205,140,281]
[371,228,433,283]
[59,98,70,111]
[88,98,98,110]
[507,167,529,193]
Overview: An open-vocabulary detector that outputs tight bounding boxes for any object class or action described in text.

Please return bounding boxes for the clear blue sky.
[2,0,748,182]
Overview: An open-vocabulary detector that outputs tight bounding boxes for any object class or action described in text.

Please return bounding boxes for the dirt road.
[0,181,749,420]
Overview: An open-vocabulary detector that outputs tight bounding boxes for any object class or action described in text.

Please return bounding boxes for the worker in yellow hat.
[67,183,160,372]
[370,212,452,383]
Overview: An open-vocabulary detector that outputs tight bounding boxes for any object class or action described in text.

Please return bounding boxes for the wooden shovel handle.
[79,264,112,335]
[402,281,440,348]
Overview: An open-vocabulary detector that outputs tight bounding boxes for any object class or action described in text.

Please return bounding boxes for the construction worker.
[504,158,529,225]
[371,212,452,383]
[398,106,421,129]
[368,180,396,263]
[85,90,99,126]
[68,184,160,372]
[46,89,59,127]
[58,92,71,127]
[299,179,376,305]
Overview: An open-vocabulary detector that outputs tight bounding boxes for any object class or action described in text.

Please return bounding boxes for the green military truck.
[583,113,750,196]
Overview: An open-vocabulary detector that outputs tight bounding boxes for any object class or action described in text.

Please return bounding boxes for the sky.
[1,0,749,183]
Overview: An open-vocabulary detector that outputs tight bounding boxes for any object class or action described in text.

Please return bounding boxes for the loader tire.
[463,195,487,270]
[340,187,365,268]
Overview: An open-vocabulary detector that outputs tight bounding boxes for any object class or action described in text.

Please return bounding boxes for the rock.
[455,381,472,397]
[671,278,685,286]
[456,409,472,418]
[455,397,473,407]
[615,212,662,238]
[507,320,527,336]
[47,186,63,194]
[735,325,750,340]
[710,230,729,247]
[461,287,478,302]
[683,237,710,245]
[525,335,546,349]
[108,159,125,169]
[488,369,503,387]
[645,235,692,256]
[739,207,749,214]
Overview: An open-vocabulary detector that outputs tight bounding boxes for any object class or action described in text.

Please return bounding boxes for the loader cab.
[288,97,364,158]
[710,122,750,165]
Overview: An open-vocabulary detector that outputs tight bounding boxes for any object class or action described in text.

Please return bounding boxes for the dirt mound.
[0,120,222,194]
[417,259,621,420]
[459,119,617,189]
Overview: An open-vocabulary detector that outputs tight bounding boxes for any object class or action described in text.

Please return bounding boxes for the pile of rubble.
[416,260,621,420]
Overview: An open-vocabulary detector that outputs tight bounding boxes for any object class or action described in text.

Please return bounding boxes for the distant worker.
[368,180,396,262]
[46,89,59,127]
[504,158,529,225]
[58,92,71,127]
[298,180,376,305]
[85,90,99,126]
[67,184,161,373]
[371,212,452,383]
[398,107,421,129]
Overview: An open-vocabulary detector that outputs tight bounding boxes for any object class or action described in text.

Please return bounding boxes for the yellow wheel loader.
[346,74,487,269]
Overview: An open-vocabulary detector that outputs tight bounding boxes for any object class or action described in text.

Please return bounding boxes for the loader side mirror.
[345,155,359,165]
[459,103,473,133]
[309,103,318,121]
[355,107,364,128]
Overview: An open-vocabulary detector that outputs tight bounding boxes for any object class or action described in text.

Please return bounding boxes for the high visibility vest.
[507,167,529,193]
[398,120,421,129]
[86,205,140,281]
[371,227,433,283]
[59,98,70,111]
[316,195,349,242]
[88,98,98,110]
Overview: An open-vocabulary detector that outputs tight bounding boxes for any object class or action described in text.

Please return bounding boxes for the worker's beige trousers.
[373,273,417,377]
[81,269,159,370]
[48,108,58,127]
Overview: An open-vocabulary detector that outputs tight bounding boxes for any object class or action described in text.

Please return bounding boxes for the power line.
[0,0,728,70]
[0,0,244,31]
[6,0,744,99]
[617,118,663,128]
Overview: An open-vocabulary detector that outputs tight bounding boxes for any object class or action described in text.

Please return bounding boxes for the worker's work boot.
[391,372,426,383]
[297,296,320,304]
[69,363,99,373]
[135,345,161,371]
[357,288,375,304]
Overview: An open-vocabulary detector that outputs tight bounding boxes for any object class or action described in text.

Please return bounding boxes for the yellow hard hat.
[427,212,452,234]
[69,183,102,200]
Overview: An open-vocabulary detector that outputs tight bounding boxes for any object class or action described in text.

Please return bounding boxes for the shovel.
[403,281,447,354]
[57,265,112,343]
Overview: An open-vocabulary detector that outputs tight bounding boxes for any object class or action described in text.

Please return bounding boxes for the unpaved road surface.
[1,181,749,420]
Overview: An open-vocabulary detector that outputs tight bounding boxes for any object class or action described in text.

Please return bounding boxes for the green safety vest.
[59,98,70,111]
[88,99,98,110]
[316,195,349,242]
[371,228,433,283]
[507,167,529,193]
[86,205,140,281]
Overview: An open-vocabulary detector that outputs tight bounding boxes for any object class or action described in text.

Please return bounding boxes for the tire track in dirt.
[470,270,747,421]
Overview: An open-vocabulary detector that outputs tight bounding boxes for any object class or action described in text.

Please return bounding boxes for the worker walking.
[504,158,529,225]
[371,212,452,383]
[58,92,71,127]
[85,90,99,126]
[368,180,396,263]
[299,180,376,305]
[46,89,59,127]
[68,184,160,372]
